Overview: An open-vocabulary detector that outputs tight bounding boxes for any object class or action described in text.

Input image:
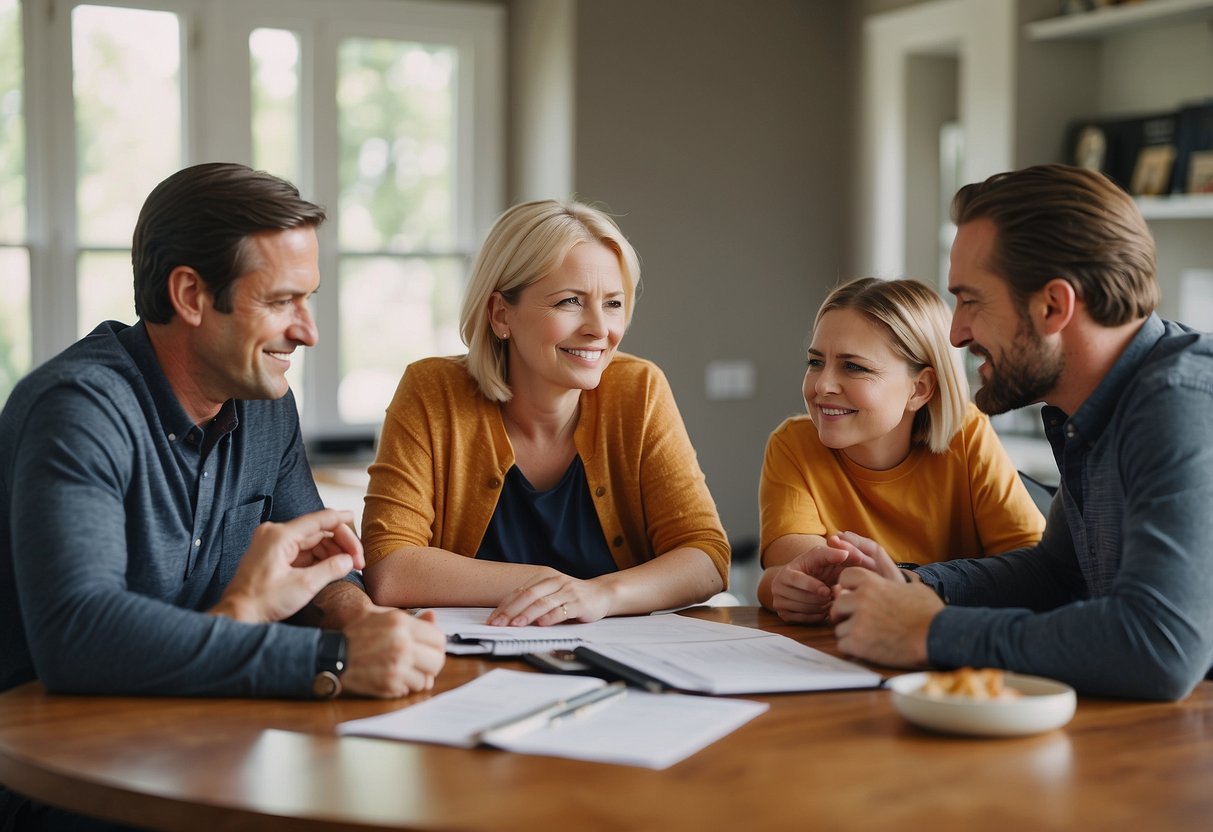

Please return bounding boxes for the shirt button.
[193,539,202,548]
[595,486,606,497]
[489,478,502,488]
[1065,426,1076,439]
[202,471,208,479]
[612,535,624,547]
[167,433,176,441]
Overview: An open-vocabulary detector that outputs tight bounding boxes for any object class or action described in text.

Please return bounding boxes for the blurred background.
[4,0,1211,600]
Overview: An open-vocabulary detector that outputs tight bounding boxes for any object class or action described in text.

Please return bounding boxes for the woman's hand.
[487,572,613,627]
[766,541,878,624]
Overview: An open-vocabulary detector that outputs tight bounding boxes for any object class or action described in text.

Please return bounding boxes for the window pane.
[337,39,457,253]
[0,247,30,405]
[0,0,23,242]
[250,28,300,185]
[73,5,181,246]
[78,250,135,336]
[339,256,465,423]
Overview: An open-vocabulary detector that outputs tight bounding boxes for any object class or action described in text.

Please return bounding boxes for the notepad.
[427,607,883,694]
[337,669,768,770]
[430,607,775,655]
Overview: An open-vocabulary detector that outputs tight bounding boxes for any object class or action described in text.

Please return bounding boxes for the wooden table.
[1,607,1211,831]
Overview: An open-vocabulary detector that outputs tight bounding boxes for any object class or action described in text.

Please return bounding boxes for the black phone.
[523,650,593,674]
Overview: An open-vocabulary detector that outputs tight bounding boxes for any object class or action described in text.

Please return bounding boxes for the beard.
[972,321,1063,415]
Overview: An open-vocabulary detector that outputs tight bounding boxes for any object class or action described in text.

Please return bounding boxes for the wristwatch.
[311,630,347,699]
[896,562,948,604]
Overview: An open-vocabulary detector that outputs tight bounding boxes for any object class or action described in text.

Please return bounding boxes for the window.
[0,0,29,403]
[9,0,504,439]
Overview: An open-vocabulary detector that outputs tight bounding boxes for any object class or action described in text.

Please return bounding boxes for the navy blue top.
[476,456,617,580]
[0,321,327,696]
[921,315,1213,699]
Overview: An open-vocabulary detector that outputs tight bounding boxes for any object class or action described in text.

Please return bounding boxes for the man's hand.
[210,509,363,623]
[341,609,447,697]
[830,567,943,668]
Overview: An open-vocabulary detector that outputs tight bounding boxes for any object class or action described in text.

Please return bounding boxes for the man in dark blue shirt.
[811,165,1213,700]
[0,164,445,826]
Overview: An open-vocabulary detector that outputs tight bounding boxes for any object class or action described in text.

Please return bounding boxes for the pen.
[573,647,668,693]
[472,681,627,743]
[546,681,627,726]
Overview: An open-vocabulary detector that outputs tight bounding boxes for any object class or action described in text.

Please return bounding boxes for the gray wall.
[564,0,852,545]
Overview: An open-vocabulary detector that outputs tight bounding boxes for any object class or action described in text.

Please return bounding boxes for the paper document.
[581,637,883,694]
[429,607,774,655]
[426,607,882,694]
[337,669,767,769]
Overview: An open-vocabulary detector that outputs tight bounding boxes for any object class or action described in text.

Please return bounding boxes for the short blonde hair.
[814,277,969,453]
[460,200,641,402]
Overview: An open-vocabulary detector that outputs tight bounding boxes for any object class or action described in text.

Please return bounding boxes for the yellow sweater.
[362,353,730,584]
[760,403,1044,564]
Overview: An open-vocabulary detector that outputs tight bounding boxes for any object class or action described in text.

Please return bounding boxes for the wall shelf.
[1135,193,1213,219]
[1026,0,1213,41]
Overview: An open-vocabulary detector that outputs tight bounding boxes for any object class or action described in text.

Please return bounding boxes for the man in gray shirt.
[803,165,1213,699]
[1,163,447,826]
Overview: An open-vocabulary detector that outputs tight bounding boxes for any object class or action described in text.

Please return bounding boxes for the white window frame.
[18,0,504,437]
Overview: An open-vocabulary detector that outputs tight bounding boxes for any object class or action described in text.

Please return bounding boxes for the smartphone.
[523,650,592,674]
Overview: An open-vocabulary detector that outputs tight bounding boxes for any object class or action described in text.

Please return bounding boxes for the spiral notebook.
[428,607,773,656]
[449,633,585,656]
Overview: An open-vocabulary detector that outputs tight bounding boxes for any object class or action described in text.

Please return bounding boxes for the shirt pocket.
[218,496,272,587]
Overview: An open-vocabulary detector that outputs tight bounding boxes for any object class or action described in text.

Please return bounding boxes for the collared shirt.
[920,315,1213,699]
[0,321,325,695]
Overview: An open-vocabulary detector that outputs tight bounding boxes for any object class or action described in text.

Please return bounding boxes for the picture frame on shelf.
[1186,151,1213,194]
[1171,102,1213,195]
[1131,145,1177,196]
[1066,112,1174,192]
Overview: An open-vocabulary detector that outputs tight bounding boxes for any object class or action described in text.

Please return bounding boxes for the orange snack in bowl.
[920,667,1022,701]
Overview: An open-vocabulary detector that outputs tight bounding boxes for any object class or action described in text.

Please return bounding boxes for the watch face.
[312,671,341,699]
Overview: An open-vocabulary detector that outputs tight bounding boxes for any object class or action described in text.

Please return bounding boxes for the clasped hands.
[210,509,446,697]
[770,531,943,668]
[487,568,612,627]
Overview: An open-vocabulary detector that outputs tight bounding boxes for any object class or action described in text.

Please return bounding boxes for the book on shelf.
[1171,101,1213,194]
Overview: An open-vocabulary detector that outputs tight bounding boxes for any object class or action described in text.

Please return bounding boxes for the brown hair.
[951,163,1157,326]
[133,163,326,324]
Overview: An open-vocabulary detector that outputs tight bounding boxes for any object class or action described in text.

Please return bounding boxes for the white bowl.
[888,671,1076,737]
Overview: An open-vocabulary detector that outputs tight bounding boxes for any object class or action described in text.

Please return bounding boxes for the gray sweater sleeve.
[919,374,1213,701]
[11,384,320,697]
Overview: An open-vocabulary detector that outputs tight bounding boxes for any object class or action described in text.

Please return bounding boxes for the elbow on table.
[1090,654,1208,702]
[1140,661,1209,702]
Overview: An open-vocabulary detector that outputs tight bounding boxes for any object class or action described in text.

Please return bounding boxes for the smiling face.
[194,226,320,403]
[490,241,626,402]
[948,219,1062,414]
[803,308,933,470]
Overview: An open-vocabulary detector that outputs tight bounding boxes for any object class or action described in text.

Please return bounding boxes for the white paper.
[337,669,767,769]
[492,687,768,769]
[427,607,774,649]
[337,669,603,748]
[582,636,883,695]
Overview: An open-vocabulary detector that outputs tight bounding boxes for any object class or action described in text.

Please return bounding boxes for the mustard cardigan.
[361,354,730,584]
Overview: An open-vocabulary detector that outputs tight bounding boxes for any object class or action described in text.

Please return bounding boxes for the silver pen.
[474,681,627,743]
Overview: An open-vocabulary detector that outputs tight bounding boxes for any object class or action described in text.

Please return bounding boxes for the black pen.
[573,646,668,693]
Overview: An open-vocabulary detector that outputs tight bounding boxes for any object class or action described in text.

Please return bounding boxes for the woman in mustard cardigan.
[361,200,728,626]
